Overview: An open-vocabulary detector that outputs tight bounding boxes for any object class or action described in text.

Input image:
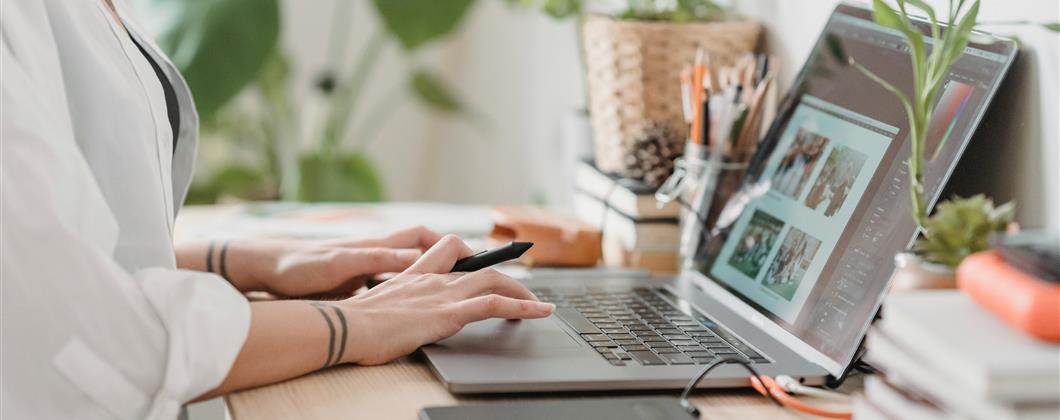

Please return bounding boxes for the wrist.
[335,300,374,366]
[217,240,270,293]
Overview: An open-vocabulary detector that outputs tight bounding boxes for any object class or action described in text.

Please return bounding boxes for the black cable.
[678,357,783,417]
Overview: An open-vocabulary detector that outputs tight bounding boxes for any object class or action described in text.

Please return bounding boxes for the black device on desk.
[993,232,1060,283]
[420,397,691,420]
[450,241,533,273]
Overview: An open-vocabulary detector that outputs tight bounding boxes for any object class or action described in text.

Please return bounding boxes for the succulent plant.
[914,194,1014,268]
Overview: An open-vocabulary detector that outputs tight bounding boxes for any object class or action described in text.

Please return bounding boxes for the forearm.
[194,299,360,401]
[175,240,266,292]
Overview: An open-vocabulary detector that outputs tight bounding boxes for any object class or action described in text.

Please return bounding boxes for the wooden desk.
[226,357,860,419]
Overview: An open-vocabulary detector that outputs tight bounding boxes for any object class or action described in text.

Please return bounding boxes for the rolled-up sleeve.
[0,3,250,419]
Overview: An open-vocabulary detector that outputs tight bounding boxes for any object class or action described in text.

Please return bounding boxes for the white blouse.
[1,1,250,419]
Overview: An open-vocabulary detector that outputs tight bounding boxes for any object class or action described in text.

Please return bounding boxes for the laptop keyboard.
[532,286,770,367]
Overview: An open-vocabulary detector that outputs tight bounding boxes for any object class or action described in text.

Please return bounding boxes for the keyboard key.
[627,325,654,332]
[689,331,717,338]
[614,352,633,360]
[608,359,627,366]
[606,334,634,341]
[656,328,682,335]
[555,308,602,334]
[677,345,705,352]
[628,351,667,366]
[620,344,649,353]
[595,322,622,329]
[591,341,618,348]
[581,334,610,342]
[614,339,639,346]
[663,334,690,341]
[653,347,680,354]
[646,341,673,348]
[712,348,738,355]
[632,330,660,337]
[658,352,695,365]
[640,336,667,343]
[601,328,626,334]
[686,350,715,358]
[587,317,613,323]
[600,352,619,360]
[670,339,698,346]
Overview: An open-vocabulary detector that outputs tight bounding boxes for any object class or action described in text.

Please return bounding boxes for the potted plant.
[142,0,478,203]
[853,0,1044,290]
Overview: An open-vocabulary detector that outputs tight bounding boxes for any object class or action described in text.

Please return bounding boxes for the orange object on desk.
[957,251,1060,342]
[489,207,601,267]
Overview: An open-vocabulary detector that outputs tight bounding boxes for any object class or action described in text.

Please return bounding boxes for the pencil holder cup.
[656,142,749,269]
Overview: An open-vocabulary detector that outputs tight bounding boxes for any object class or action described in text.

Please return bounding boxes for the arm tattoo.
[310,302,348,368]
[218,240,231,279]
[206,241,216,273]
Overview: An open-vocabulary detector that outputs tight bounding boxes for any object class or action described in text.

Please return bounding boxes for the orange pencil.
[690,47,706,145]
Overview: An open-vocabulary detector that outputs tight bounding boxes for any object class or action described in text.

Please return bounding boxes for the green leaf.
[371,0,476,51]
[1043,23,1060,32]
[148,0,281,121]
[506,0,582,19]
[872,0,905,30]
[297,153,384,202]
[410,70,465,114]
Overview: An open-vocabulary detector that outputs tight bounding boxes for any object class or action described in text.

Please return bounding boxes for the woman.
[0,1,554,418]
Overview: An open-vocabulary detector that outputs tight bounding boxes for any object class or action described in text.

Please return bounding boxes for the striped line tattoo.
[310,303,348,368]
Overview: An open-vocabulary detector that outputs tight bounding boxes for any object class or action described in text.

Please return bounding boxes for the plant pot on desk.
[581,15,761,173]
[890,252,957,292]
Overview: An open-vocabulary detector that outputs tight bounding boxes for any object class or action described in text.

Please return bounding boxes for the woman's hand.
[339,235,555,366]
[177,226,445,297]
[199,234,553,399]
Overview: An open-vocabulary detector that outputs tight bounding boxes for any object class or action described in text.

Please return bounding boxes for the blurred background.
[129,0,1058,227]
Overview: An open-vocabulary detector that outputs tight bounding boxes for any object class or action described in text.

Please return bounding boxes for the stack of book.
[572,159,681,273]
[857,291,1060,420]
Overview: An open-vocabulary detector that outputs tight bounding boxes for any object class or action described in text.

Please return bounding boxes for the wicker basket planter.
[582,15,762,174]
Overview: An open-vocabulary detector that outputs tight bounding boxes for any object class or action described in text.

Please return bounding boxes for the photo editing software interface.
[694,11,1012,366]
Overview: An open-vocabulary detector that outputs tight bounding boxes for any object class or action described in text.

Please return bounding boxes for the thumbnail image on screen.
[726,210,785,279]
[771,128,830,199]
[762,228,823,301]
[804,145,868,217]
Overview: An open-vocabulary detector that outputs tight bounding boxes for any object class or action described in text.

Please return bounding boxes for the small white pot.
[890,252,957,292]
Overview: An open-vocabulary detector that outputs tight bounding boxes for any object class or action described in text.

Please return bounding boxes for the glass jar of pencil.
[657,142,749,269]
[656,50,779,269]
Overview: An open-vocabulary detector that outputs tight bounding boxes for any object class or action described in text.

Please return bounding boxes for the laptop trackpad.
[434,317,581,354]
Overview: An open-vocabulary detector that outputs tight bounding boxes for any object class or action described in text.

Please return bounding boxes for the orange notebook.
[957,251,1060,342]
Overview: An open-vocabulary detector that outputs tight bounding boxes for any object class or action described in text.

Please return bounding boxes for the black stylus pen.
[450,242,533,273]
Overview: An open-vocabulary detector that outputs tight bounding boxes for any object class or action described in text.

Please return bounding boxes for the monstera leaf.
[147,0,280,121]
[371,0,476,50]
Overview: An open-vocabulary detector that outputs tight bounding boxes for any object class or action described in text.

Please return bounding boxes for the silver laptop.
[422,2,1017,393]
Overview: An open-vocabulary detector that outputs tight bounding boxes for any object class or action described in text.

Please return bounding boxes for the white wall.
[276,0,1057,229]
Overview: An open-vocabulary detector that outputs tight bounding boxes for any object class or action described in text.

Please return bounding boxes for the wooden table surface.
[226,356,860,419]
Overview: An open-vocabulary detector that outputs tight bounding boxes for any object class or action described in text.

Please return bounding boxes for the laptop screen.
[692,3,1016,370]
